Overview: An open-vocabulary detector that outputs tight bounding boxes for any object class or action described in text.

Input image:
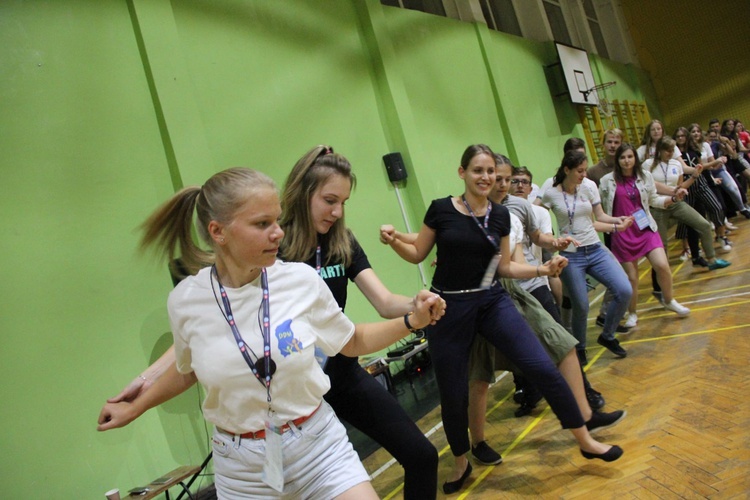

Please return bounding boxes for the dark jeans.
[325,355,438,500]
[428,283,584,457]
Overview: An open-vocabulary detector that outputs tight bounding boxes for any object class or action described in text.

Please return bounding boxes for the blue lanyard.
[313,245,330,370]
[211,266,273,402]
[462,195,498,250]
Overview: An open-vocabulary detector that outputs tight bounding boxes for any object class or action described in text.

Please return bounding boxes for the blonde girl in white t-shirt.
[97,168,444,499]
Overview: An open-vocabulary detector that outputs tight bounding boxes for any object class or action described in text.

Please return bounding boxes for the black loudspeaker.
[383,152,408,182]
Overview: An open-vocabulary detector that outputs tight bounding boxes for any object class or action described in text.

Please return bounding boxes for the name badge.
[632,209,650,230]
[263,412,284,492]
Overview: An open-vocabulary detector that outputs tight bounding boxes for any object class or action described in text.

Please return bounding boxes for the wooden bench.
[125,465,201,500]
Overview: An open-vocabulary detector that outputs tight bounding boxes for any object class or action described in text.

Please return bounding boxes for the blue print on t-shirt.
[275,319,303,357]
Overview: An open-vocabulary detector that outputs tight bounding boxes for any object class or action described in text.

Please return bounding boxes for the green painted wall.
[0,0,659,496]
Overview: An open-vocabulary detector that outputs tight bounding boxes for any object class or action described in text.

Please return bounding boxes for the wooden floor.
[366,216,750,499]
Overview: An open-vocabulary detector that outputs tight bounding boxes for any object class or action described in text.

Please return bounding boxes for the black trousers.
[428,283,585,457]
[325,354,438,500]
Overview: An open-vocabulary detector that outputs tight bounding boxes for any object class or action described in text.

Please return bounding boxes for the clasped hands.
[412,290,446,327]
[379,224,398,244]
[540,254,568,278]
[612,215,635,232]
[551,235,579,251]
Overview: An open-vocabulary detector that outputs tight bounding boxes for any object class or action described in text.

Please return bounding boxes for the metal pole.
[393,183,427,288]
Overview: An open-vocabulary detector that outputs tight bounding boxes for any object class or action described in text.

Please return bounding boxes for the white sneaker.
[622,312,638,329]
[664,299,690,317]
[719,237,732,253]
[679,249,691,261]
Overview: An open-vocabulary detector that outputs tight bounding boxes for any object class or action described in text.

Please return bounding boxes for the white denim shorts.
[211,401,370,499]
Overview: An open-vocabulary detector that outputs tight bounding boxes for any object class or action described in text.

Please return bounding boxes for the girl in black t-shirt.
[382,144,623,495]
[279,145,442,500]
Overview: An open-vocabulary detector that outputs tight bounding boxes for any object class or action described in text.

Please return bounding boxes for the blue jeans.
[560,243,632,344]
[714,167,745,212]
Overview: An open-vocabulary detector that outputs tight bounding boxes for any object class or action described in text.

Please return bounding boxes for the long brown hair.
[140,168,277,278]
[279,145,357,268]
[553,150,587,186]
[640,119,664,158]
[613,143,643,184]
[686,123,704,152]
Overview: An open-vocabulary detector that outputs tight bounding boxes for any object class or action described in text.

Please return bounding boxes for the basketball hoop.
[582,81,616,103]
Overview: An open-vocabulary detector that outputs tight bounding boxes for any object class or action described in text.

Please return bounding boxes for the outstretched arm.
[339,293,444,357]
[530,229,579,251]
[97,363,197,431]
[354,269,443,320]
[379,224,435,264]
[107,345,176,403]
[496,234,567,279]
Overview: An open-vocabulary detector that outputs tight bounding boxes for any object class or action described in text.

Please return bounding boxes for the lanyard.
[623,177,638,200]
[658,161,669,183]
[461,195,498,250]
[211,266,273,403]
[313,245,329,370]
[562,186,578,229]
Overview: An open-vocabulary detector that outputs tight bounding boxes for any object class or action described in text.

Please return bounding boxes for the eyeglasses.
[511,179,531,185]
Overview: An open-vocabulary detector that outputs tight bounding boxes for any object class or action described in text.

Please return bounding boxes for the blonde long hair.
[140,168,276,278]
[280,146,357,268]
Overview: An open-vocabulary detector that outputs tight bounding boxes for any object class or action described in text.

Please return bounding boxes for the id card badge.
[262,413,284,492]
[632,209,650,230]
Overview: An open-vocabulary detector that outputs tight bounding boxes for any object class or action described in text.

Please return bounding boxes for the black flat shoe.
[580,445,623,462]
[585,386,605,410]
[442,462,472,494]
[586,410,626,433]
[597,335,627,358]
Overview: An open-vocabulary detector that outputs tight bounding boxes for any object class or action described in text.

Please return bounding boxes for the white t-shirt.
[527,183,541,203]
[642,157,683,188]
[531,204,552,264]
[637,144,682,162]
[700,142,714,162]
[541,178,601,248]
[509,213,523,251]
[169,261,355,434]
[536,177,554,202]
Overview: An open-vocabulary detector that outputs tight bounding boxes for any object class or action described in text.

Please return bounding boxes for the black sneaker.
[692,257,710,267]
[597,335,627,358]
[514,387,543,417]
[586,410,626,433]
[586,387,605,410]
[595,314,631,333]
[471,441,503,465]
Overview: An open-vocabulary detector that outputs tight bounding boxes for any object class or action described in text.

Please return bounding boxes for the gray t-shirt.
[541,178,601,249]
